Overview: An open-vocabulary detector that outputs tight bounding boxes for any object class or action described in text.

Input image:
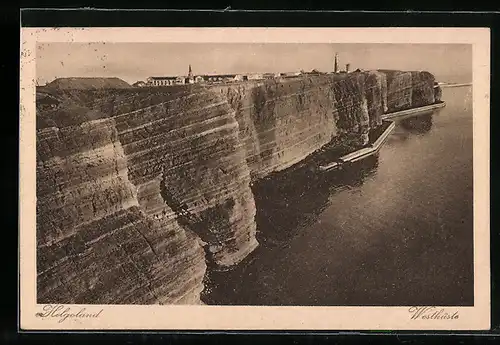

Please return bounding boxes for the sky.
[36,43,472,85]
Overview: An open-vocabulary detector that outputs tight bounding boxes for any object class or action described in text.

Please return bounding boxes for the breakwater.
[36,70,442,304]
[438,82,472,88]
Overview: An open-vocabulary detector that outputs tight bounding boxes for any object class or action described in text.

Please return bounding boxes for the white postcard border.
[19,27,490,331]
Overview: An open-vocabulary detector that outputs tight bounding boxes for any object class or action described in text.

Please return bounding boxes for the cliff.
[212,71,394,180]
[36,114,207,304]
[379,70,437,112]
[36,70,440,304]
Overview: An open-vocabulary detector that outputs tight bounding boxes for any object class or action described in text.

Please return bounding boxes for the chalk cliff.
[36,70,440,304]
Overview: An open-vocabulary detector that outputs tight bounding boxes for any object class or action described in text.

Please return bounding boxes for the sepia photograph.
[20,27,490,330]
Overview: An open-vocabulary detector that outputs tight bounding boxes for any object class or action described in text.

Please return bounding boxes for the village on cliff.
[132,53,354,87]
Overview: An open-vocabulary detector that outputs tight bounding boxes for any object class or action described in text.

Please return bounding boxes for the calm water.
[203,87,474,306]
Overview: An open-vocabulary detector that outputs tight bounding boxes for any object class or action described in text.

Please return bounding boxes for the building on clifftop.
[147,76,185,86]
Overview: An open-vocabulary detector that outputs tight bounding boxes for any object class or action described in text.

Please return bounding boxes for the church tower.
[334,53,339,73]
[188,64,193,78]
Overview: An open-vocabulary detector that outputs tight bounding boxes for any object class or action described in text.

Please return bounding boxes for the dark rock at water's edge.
[35,70,442,304]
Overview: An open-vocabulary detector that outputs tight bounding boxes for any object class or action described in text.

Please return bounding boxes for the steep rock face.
[434,84,443,102]
[331,72,371,146]
[36,113,207,304]
[116,87,257,267]
[47,86,258,268]
[365,71,388,128]
[214,73,382,181]
[213,76,338,180]
[381,70,414,112]
[381,70,437,112]
[410,71,436,107]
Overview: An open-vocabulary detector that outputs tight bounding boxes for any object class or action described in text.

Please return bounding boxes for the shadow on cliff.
[159,174,236,267]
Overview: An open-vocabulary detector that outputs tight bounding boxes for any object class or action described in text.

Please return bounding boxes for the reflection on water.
[203,87,473,306]
[252,155,380,247]
[400,112,434,133]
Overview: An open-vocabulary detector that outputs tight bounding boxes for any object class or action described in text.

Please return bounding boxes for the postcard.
[19,27,490,330]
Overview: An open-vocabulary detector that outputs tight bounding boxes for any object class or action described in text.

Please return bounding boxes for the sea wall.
[36,70,440,304]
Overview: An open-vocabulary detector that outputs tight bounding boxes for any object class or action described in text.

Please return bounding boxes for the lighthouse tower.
[334,53,339,73]
[187,64,194,84]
